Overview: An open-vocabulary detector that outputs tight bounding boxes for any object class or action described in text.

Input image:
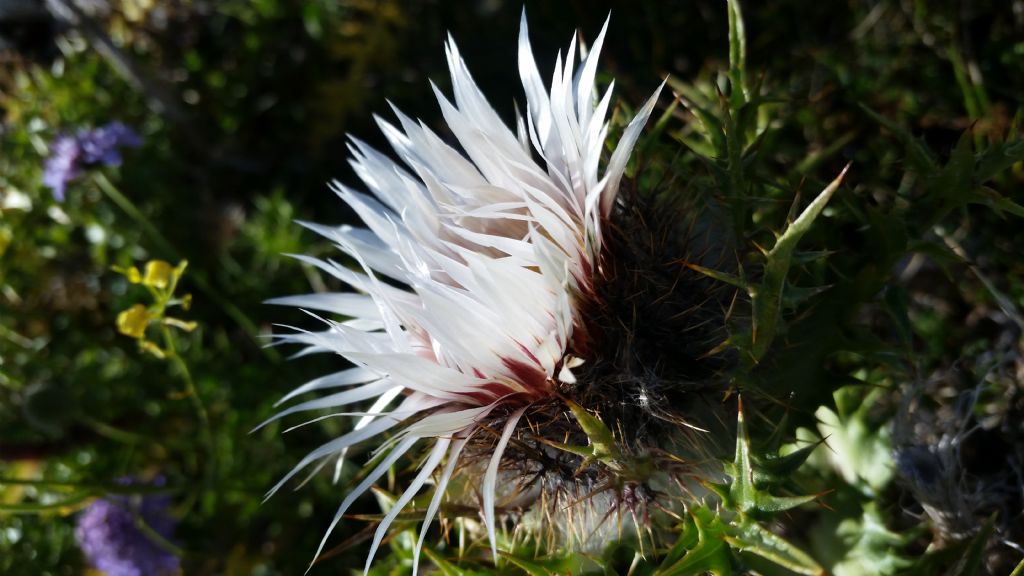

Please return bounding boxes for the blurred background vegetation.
[0,0,1022,574]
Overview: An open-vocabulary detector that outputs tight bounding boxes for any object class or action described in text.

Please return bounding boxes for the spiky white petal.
[270,12,661,571]
[483,406,528,563]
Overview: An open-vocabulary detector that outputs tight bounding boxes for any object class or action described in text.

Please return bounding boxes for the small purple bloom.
[75,477,180,576]
[42,122,142,201]
[79,122,143,166]
[41,134,83,201]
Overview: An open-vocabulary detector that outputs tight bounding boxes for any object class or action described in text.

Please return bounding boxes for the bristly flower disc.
[266,11,661,572]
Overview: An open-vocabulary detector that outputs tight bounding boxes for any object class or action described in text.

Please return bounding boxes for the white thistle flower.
[266,11,662,572]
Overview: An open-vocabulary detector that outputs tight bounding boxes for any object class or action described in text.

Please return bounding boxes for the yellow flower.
[142,260,173,289]
[116,304,151,339]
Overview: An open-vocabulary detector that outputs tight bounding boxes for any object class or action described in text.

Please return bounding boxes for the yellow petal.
[143,260,174,289]
[139,340,167,359]
[112,265,142,283]
[163,317,198,332]
[116,304,151,339]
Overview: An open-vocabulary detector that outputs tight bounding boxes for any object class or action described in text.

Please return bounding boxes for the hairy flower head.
[267,12,661,571]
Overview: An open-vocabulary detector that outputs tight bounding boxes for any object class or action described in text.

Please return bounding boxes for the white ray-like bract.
[268,11,662,573]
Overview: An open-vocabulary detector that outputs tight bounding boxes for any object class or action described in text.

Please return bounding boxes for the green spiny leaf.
[563,399,622,463]
[672,87,727,158]
[684,262,749,291]
[752,441,822,488]
[542,399,627,476]
[729,398,757,510]
[501,551,579,576]
[975,138,1024,182]
[771,167,849,272]
[661,516,701,568]
[968,186,1024,218]
[750,165,848,362]
[656,507,733,576]
[727,399,817,515]
[531,438,595,460]
[423,546,484,576]
[726,516,824,575]
[703,481,732,505]
[726,0,747,106]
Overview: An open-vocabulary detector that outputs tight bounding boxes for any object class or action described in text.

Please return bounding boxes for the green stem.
[132,510,185,557]
[161,325,217,510]
[0,323,40,350]
[81,416,155,446]
[0,478,174,496]
[94,171,177,257]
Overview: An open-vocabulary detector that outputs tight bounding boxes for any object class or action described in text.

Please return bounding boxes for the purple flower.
[41,134,83,201]
[79,122,143,166]
[42,122,142,201]
[75,478,180,576]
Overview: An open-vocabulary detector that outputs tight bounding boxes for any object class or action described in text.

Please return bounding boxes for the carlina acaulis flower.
[265,11,671,572]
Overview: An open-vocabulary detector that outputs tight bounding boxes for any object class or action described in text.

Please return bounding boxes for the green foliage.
[652,504,824,576]
[840,505,914,575]
[705,401,809,515]
[657,507,733,576]
[539,398,626,476]
[652,1,1023,573]
[0,1,420,573]
[689,168,849,366]
[698,403,823,575]
[814,388,894,496]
